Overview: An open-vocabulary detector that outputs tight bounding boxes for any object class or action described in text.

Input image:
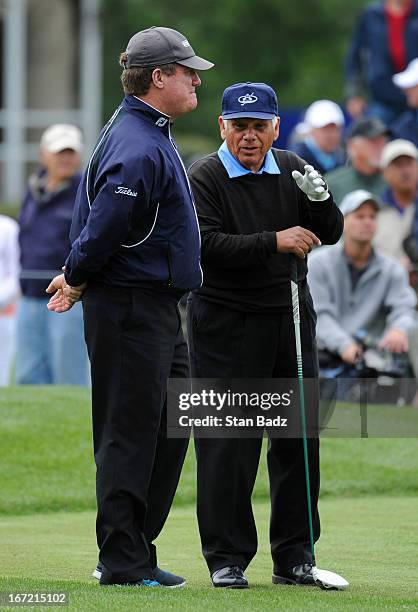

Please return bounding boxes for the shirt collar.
[304,137,338,172]
[123,95,171,134]
[343,245,375,270]
[381,187,418,215]
[217,140,281,178]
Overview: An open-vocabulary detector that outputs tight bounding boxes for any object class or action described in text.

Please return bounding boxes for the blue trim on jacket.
[65,95,202,291]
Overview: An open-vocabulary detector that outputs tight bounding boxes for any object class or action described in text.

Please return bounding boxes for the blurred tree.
[101,0,366,155]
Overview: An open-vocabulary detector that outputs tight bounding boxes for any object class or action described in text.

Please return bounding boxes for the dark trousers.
[187,295,320,575]
[82,284,189,583]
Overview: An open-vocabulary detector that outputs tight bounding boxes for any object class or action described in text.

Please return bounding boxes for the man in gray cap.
[309,189,417,374]
[325,117,389,206]
[47,26,213,587]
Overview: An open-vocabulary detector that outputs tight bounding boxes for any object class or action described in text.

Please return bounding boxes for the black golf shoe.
[211,566,248,588]
[93,562,186,588]
[272,563,315,586]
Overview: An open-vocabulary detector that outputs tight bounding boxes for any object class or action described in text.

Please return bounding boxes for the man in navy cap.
[47,26,213,588]
[187,82,344,588]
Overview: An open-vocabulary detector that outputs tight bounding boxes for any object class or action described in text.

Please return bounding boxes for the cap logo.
[182,39,191,47]
[238,92,258,106]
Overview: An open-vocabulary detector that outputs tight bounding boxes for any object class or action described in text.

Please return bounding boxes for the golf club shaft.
[290,255,316,566]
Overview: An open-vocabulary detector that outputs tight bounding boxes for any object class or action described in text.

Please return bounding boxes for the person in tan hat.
[15,123,88,386]
[374,139,418,267]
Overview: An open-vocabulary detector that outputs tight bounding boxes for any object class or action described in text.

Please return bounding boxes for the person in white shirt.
[374,139,418,268]
[0,215,20,385]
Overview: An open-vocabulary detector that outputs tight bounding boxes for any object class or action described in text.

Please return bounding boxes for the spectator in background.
[345,0,418,125]
[0,215,20,386]
[392,57,418,146]
[374,139,418,267]
[16,124,88,385]
[291,100,346,175]
[325,117,389,206]
[309,190,417,378]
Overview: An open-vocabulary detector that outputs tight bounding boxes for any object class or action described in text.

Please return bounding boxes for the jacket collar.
[339,241,384,285]
[123,95,171,135]
[28,168,80,204]
[381,186,418,214]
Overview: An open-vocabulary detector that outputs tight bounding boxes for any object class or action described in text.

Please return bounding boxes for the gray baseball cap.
[339,189,380,216]
[346,116,390,140]
[124,26,214,70]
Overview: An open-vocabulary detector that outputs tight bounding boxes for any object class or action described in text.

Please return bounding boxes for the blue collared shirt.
[217,141,281,178]
[304,137,339,173]
[381,187,418,215]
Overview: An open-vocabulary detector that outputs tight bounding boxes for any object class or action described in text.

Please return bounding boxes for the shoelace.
[230,566,244,578]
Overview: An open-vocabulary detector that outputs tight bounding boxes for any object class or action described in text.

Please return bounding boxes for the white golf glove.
[292,164,330,202]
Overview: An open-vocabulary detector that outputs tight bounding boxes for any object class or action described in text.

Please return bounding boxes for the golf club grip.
[290,255,298,284]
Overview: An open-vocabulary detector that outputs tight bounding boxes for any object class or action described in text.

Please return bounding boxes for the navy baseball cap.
[221,82,278,120]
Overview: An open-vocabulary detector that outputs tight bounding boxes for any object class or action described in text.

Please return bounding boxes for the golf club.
[290,255,349,591]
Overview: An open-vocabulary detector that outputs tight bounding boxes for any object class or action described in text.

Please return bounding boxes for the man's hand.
[46,273,86,313]
[276,226,321,259]
[340,342,362,365]
[378,329,408,354]
[292,164,330,202]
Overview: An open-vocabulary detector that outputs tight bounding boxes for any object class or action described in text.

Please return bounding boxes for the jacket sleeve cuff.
[64,269,89,287]
[263,231,277,255]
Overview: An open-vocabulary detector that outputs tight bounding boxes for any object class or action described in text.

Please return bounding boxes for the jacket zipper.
[167,243,173,287]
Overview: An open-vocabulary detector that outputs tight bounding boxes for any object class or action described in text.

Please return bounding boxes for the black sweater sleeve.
[189,157,277,269]
[288,152,344,246]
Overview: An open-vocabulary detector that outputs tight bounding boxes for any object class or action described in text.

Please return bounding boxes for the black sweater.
[188,148,344,312]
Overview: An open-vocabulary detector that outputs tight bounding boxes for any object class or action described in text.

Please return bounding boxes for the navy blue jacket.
[345,1,418,113]
[65,95,202,291]
[19,171,81,298]
[391,110,418,147]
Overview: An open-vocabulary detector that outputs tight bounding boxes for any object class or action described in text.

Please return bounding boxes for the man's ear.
[151,68,165,89]
[218,116,227,140]
[274,116,281,140]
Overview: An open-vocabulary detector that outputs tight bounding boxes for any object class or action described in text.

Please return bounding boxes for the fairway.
[0,497,417,610]
[0,387,418,609]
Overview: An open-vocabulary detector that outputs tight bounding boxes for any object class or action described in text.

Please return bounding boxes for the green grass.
[0,387,418,515]
[1,387,418,609]
[0,499,417,610]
